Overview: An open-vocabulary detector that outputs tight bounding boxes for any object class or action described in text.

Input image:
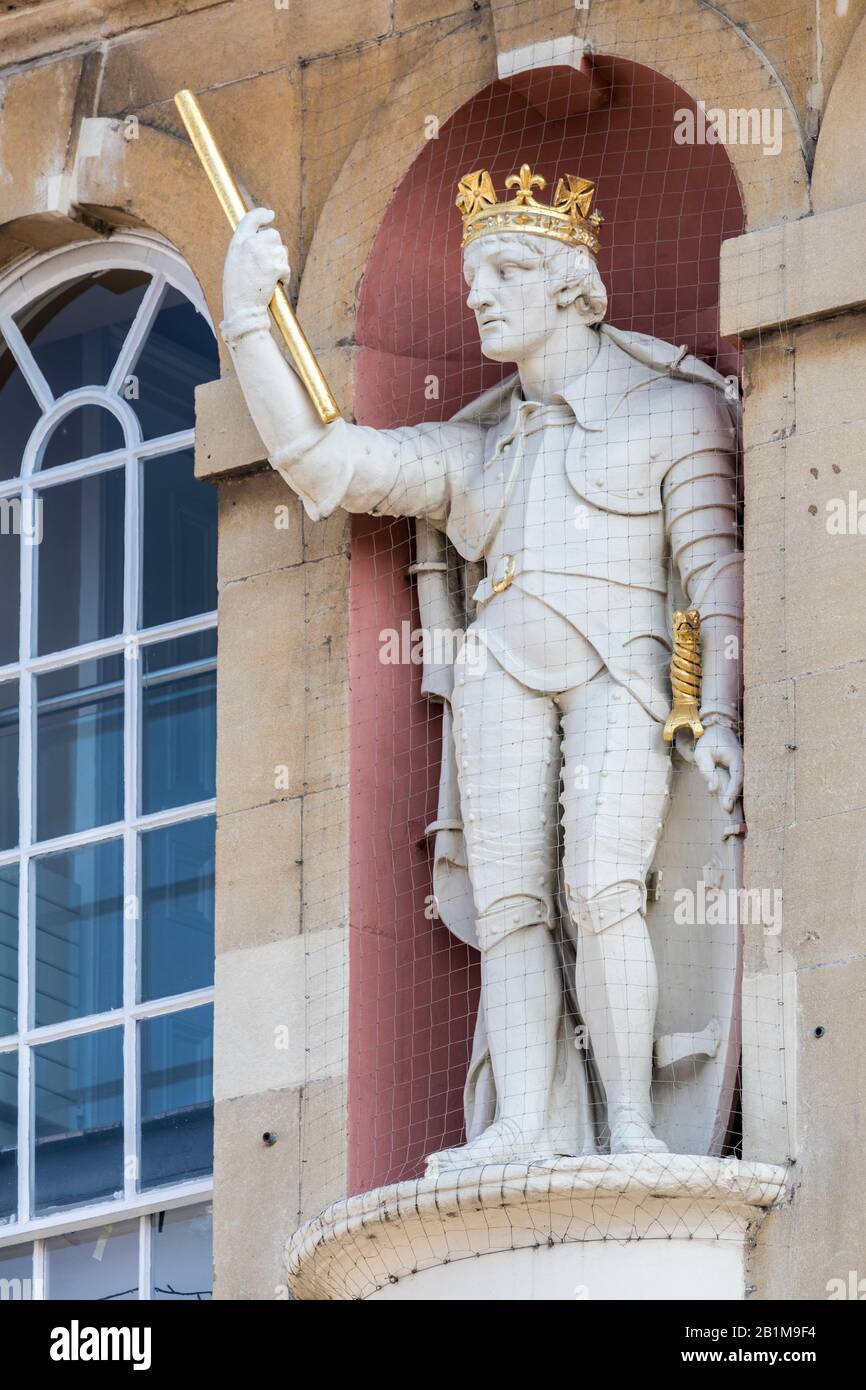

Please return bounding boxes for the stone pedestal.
[285,1155,787,1300]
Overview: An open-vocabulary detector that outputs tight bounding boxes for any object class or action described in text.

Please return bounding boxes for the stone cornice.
[721,201,866,338]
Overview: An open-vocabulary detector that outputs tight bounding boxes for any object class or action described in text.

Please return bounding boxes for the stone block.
[298,1076,349,1225]
[196,374,267,481]
[743,441,787,689]
[216,797,303,953]
[218,469,303,585]
[781,426,866,678]
[214,1086,301,1300]
[743,680,796,834]
[793,313,866,432]
[740,339,794,450]
[214,936,307,1102]
[750,957,866,1298]
[302,554,350,796]
[302,785,349,936]
[216,565,307,811]
[794,661,866,822]
[721,203,866,338]
[99,0,391,115]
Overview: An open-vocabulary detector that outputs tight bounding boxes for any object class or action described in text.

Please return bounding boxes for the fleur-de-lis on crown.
[553,174,596,221]
[455,170,497,219]
[505,164,546,206]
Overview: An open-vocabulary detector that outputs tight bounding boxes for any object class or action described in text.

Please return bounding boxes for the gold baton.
[174,88,340,425]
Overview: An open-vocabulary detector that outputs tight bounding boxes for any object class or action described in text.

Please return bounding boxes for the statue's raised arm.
[221,207,484,526]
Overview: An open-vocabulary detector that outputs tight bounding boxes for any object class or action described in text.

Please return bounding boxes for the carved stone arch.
[487,0,809,227]
[299,0,809,367]
[811,12,866,211]
[73,118,228,360]
[0,110,228,365]
[297,22,496,361]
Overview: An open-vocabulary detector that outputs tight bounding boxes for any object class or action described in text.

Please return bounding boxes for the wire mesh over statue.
[218,35,791,1257]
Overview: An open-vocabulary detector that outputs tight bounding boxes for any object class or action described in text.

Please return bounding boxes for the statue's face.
[463,234,557,363]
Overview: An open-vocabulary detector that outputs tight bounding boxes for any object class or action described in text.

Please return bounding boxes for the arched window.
[0,234,218,1300]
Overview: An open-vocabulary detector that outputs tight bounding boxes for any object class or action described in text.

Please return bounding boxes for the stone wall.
[2,0,866,1299]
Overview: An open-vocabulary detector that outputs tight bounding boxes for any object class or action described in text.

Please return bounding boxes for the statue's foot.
[425,1118,556,1177]
[608,1110,669,1156]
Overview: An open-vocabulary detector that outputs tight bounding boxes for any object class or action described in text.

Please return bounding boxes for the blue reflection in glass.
[46,1221,139,1301]
[37,468,124,657]
[40,406,125,470]
[151,1202,212,1300]
[0,1050,16,1222]
[15,270,150,399]
[37,657,124,842]
[0,865,18,1038]
[34,840,123,1028]
[140,1005,213,1189]
[0,335,42,483]
[142,632,215,815]
[0,682,18,852]
[129,286,218,440]
[0,526,19,666]
[141,816,214,1003]
[141,451,217,629]
[34,1027,123,1213]
[0,1243,31,1297]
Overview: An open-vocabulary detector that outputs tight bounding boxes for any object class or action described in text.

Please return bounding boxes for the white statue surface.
[220,165,744,1171]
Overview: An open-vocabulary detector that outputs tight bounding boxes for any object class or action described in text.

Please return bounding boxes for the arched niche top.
[354,56,745,433]
[812,12,866,212]
[299,7,809,360]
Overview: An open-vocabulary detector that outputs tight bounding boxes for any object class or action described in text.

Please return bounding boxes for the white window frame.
[0,233,217,1281]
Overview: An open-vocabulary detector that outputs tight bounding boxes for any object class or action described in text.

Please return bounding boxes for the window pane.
[34,1027,124,1212]
[151,1202,212,1301]
[0,866,18,1038]
[142,632,215,814]
[37,657,124,842]
[0,1242,32,1299]
[129,286,218,440]
[141,816,214,1003]
[14,270,150,399]
[0,682,18,851]
[0,1050,16,1222]
[140,1005,213,1190]
[34,840,123,1028]
[141,451,217,628]
[0,523,19,666]
[46,1220,139,1301]
[37,468,124,657]
[0,335,41,483]
[40,405,125,471]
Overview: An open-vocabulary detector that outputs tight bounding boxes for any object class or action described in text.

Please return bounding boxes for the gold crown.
[456,164,603,256]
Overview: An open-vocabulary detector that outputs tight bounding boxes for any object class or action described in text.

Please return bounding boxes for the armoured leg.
[427,659,562,1170]
[560,671,672,1153]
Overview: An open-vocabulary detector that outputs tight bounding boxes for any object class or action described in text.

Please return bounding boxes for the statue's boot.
[424,1117,560,1177]
[607,1106,668,1155]
[575,909,668,1156]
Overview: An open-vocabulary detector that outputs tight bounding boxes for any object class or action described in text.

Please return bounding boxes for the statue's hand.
[223,207,290,316]
[693,723,743,814]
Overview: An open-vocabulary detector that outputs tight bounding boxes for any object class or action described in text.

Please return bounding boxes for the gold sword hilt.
[663,608,704,743]
[174,88,340,425]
